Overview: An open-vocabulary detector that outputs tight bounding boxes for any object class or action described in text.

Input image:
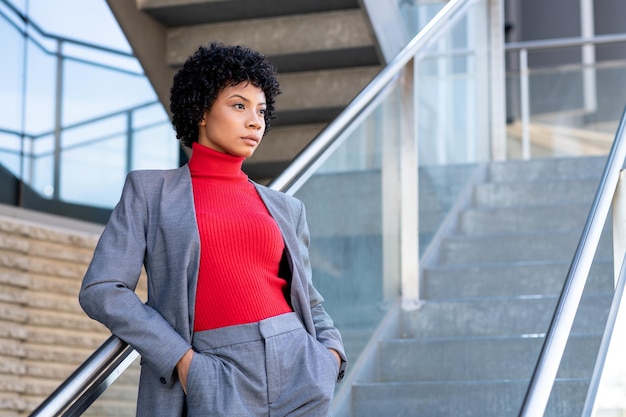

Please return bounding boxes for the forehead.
[219,82,266,101]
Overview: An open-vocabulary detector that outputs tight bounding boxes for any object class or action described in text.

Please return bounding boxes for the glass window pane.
[62,59,155,127]
[0,12,26,132]
[24,39,57,136]
[132,124,179,171]
[60,134,126,207]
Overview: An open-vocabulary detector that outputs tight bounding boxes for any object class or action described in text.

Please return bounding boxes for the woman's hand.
[176,349,194,394]
[328,348,341,368]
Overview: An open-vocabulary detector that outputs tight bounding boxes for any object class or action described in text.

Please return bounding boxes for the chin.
[231,151,254,159]
[242,148,258,158]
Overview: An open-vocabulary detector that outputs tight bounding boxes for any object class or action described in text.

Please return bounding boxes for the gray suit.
[79,165,346,417]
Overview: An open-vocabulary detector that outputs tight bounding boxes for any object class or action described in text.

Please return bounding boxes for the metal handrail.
[505,32,626,52]
[30,336,137,417]
[1,0,135,58]
[0,100,159,142]
[269,0,473,191]
[28,0,475,415]
[519,105,626,416]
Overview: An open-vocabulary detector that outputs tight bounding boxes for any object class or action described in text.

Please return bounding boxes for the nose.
[247,111,264,130]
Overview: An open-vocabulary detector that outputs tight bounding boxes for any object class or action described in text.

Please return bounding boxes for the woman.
[79,43,346,417]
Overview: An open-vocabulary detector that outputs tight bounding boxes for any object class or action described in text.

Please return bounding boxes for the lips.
[241,136,260,145]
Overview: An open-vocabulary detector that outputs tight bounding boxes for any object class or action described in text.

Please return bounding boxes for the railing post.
[488,0,507,161]
[18,134,25,207]
[519,48,530,160]
[580,0,597,114]
[381,89,401,302]
[613,170,626,286]
[17,7,30,207]
[400,57,420,309]
[53,39,64,200]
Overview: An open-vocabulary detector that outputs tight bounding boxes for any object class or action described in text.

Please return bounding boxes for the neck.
[188,142,247,181]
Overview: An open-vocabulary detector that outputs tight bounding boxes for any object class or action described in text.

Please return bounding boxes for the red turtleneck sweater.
[188,143,293,331]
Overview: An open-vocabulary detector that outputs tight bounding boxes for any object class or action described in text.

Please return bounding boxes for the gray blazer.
[79,165,346,417]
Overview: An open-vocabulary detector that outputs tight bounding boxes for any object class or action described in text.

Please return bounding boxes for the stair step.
[488,156,606,183]
[401,294,611,338]
[474,179,599,207]
[458,203,592,235]
[422,261,614,299]
[276,66,380,114]
[166,9,375,70]
[439,230,612,266]
[377,334,600,382]
[352,379,588,417]
[139,0,360,26]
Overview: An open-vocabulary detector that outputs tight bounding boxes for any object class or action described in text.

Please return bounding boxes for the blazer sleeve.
[295,200,348,380]
[79,172,191,384]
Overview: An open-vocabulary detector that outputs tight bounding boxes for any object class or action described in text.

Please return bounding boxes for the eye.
[233,103,245,110]
[259,108,266,116]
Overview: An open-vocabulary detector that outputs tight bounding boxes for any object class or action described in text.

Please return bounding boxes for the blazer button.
[160,377,167,384]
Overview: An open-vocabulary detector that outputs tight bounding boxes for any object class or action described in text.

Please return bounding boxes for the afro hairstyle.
[170,42,281,148]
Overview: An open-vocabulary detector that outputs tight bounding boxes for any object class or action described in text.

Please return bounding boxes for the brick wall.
[0,209,146,416]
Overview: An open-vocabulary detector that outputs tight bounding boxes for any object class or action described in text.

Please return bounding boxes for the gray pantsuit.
[79,166,347,417]
[187,312,338,416]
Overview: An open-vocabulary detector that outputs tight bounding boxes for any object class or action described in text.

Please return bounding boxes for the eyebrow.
[228,94,266,106]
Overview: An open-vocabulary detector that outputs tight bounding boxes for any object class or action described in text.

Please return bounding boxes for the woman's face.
[197,82,266,158]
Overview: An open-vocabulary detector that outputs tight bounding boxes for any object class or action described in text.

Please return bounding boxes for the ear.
[198,111,207,126]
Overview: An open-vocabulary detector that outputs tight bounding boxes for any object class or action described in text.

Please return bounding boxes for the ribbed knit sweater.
[189,143,293,331]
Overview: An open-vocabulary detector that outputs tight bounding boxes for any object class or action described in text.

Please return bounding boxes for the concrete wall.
[0,205,145,416]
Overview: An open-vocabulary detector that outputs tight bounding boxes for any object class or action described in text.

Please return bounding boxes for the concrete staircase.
[346,156,614,417]
[106,0,382,183]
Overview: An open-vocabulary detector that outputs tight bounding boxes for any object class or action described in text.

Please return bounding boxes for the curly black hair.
[170,43,281,148]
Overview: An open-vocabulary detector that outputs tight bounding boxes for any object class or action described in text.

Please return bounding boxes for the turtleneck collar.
[188,142,248,181]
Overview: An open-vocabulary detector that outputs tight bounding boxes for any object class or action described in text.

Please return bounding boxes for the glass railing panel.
[399,0,447,39]
[505,42,626,160]
[415,0,490,256]
[591,42,626,127]
[292,81,402,369]
[417,0,491,166]
[291,0,492,374]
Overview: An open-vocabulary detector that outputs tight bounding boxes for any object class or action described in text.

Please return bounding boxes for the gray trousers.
[185,312,338,417]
